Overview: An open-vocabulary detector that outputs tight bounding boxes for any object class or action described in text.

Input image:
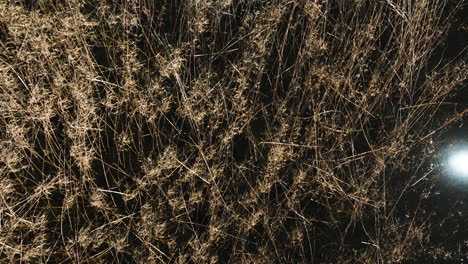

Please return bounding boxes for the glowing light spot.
[448,151,468,178]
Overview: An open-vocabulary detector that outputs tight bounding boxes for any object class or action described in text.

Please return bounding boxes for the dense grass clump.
[0,0,467,263]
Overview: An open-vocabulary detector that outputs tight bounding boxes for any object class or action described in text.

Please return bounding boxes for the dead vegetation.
[0,0,467,263]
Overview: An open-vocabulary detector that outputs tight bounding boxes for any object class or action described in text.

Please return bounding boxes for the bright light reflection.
[448,151,468,178]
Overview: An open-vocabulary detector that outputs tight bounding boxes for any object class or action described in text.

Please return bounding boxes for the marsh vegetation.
[0,0,467,263]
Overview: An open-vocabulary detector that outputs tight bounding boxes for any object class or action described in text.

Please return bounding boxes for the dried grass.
[0,0,467,263]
